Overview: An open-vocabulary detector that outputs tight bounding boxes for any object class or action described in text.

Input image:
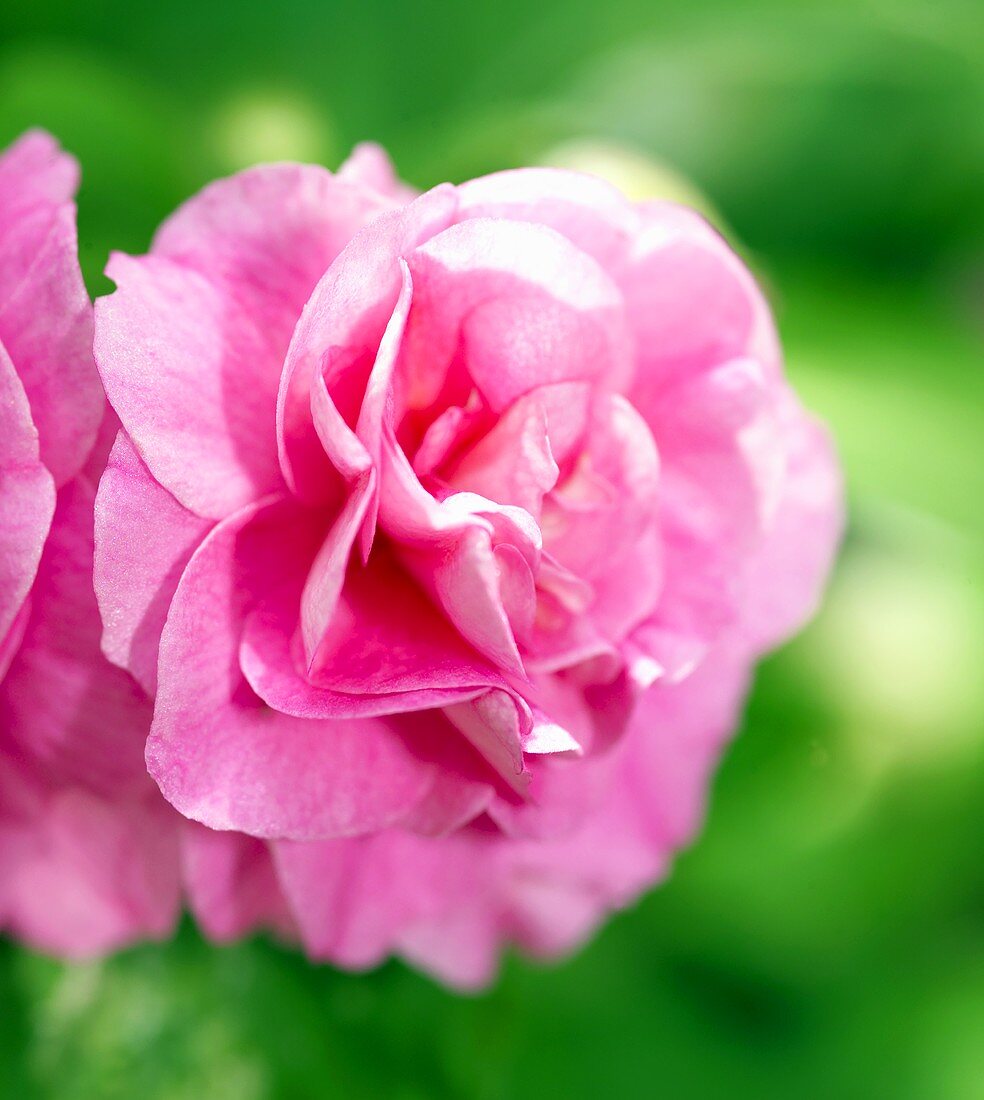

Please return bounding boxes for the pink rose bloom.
[0,131,180,955]
[94,145,841,986]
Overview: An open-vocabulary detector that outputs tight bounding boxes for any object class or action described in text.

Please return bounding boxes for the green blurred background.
[1,1,982,1096]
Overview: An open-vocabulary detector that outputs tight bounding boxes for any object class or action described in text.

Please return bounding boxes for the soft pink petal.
[0,212,101,486]
[0,599,31,683]
[353,258,414,550]
[403,217,632,413]
[152,163,391,285]
[424,641,751,972]
[296,263,414,662]
[277,185,457,500]
[0,131,101,485]
[240,574,511,832]
[97,165,388,518]
[445,691,531,794]
[338,142,418,205]
[240,556,497,715]
[627,358,786,678]
[397,738,496,837]
[427,525,527,675]
[411,389,490,478]
[445,388,559,518]
[617,638,752,850]
[147,497,435,840]
[539,394,662,652]
[397,898,502,991]
[297,467,375,669]
[376,433,541,675]
[299,542,511,696]
[94,430,213,694]
[625,203,780,410]
[0,755,180,957]
[272,830,488,972]
[96,252,289,518]
[0,346,55,651]
[82,403,124,483]
[182,821,294,942]
[487,745,619,840]
[0,477,155,795]
[455,166,637,271]
[0,130,78,219]
[740,396,844,653]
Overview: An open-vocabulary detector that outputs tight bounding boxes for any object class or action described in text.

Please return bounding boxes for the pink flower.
[0,131,180,955]
[94,145,842,986]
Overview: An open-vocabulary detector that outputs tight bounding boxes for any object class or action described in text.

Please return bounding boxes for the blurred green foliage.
[0,1,981,1096]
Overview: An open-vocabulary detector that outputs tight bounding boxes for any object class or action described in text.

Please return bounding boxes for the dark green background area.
[1,2,982,1096]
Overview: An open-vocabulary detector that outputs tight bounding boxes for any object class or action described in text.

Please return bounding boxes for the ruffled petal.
[94,430,213,694]
[299,541,512,696]
[0,131,101,484]
[0,130,78,218]
[296,262,414,662]
[96,252,289,518]
[277,186,457,500]
[0,209,100,486]
[0,755,180,957]
[97,165,388,518]
[182,822,294,942]
[0,346,54,653]
[0,600,31,684]
[455,166,637,271]
[628,357,786,678]
[147,497,435,840]
[625,202,780,410]
[739,395,844,653]
[272,829,487,972]
[240,551,499,712]
[403,217,632,412]
[540,393,662,652]
[445,387,559,518]
[338,142,418,205]
[0,477,155,795]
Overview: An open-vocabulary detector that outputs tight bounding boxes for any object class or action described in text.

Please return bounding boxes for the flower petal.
[271,830,485,971]
[338,142,418,205]
[97,165,387,518]
[277,185,457,500]
[455,166,636,270]
[404,217,632,412]
[148,497,435,840]
[0,757,180,957]
[628,358,786,678]
[0,477,154,795]
[182,822,294,942]
[94,430,213,694]
[0,346,54,653]
[739,396,844,653]
[0,131,100,484]
[625,203,780,411]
